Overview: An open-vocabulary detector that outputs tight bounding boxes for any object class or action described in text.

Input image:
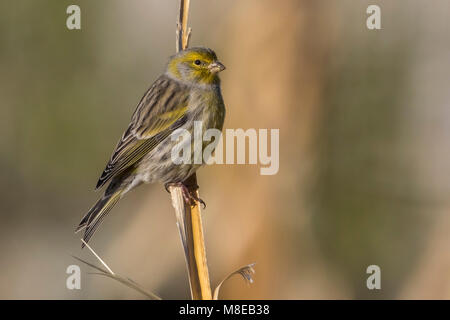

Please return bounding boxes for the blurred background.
[1,0,450,299]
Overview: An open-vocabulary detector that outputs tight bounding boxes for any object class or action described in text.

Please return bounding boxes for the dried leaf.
[213,263,256,300]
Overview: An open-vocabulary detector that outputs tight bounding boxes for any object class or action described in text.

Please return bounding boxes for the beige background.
[0,0,450,299]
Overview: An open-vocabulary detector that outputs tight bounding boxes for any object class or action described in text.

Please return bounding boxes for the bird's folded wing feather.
[96,76,190,190]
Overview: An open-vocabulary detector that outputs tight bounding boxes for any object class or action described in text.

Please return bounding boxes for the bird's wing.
[95,75,190,189]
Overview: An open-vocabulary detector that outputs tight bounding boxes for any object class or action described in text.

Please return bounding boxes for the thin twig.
[73,241,162,300]
[81,239,114,275]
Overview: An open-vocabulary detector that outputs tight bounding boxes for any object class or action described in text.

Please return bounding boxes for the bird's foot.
[165,182,206,209]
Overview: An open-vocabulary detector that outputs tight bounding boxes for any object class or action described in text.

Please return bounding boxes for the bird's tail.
[76,190,122,247]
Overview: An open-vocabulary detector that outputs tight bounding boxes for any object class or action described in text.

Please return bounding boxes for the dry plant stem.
[176,0,192,53]
[169,176,211,300]
[74,240,162,300]
[171,0,212,300]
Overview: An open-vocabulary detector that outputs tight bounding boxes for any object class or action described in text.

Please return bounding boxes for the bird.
[76,47,226,246]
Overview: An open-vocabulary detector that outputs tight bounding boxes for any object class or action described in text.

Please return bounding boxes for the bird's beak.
[208,61,226,73]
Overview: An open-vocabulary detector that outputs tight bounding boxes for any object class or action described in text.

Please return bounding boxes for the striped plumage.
[76,47,226,246]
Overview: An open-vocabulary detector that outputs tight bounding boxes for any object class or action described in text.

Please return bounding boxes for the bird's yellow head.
[166,47,225,86]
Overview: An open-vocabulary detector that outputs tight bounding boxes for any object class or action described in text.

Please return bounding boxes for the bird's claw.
[165,182,206,209]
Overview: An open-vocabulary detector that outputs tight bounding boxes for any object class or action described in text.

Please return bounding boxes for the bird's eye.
[194,60,201,66]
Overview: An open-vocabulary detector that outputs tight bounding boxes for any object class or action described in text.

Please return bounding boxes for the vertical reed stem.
[170,0,212,300]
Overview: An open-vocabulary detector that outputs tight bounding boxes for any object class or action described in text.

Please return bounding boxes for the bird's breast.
[188,87,225,132]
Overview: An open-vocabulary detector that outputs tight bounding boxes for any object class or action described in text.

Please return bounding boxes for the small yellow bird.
[76,47,226,246]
